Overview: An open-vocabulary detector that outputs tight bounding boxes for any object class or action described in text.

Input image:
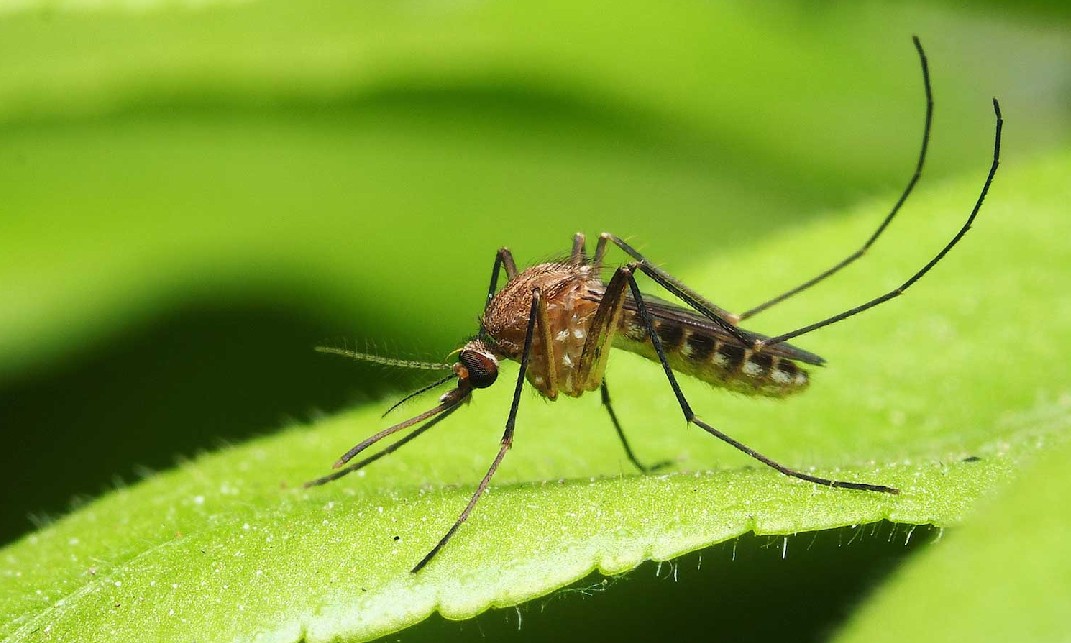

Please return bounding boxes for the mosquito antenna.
[315,345,452,371]
[381,373,458,419]
[739,35,933,321]
[760,97,1003,349]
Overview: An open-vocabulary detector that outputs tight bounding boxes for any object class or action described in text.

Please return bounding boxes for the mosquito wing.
[617,290,825,366]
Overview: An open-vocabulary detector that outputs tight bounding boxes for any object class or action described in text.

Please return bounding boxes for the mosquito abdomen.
[613,312,810,397]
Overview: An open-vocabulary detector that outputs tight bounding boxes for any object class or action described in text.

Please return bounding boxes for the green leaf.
[3,146,1068,641]
[834,426,1071,643]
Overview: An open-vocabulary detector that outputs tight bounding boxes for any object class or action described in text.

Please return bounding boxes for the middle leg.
[601,379,672,473]
[615,262,899,494]
[575,263,671,473]
[593,233,750,347]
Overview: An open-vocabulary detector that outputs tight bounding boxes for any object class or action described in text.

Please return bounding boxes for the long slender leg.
[573,264,669,472]
[592,232,610,272]
[595,233,752,347]
[576,261,629,387]
[618,263,899,494]
[485,247,519,310]
[411,288,543,573]
[534,287,560,399]
[760,98,1003,350]
[305,403,463,487]
[601,379,672,473]
[739,36,934,322]
[570,232,587,266]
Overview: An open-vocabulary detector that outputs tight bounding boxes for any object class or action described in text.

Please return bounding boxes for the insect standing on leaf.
[306,37,1004,573]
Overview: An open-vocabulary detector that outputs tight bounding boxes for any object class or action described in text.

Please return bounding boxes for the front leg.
[412,288,544,573]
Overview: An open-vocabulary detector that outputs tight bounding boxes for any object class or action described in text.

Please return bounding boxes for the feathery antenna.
[314,345,452,371]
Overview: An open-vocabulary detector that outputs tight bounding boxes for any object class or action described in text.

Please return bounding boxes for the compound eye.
[459,350,498,389]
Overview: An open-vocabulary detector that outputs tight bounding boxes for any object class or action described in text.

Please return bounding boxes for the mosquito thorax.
[456,342,499,389]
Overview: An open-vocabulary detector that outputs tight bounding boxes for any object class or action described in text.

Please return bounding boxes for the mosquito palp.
[308,38,1004,573]
[304,401,463,488]
[380,372,457,419]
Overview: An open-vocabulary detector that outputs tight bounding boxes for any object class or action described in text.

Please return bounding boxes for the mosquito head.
[455,341,499,389]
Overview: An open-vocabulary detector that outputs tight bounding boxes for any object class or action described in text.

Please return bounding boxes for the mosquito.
[307,37,1004,573]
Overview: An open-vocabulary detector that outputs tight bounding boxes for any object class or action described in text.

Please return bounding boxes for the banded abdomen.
[612,304,814,398]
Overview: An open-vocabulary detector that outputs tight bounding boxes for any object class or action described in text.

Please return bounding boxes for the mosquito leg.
[485,247,519,310]
[305,403,462,487]
[759,98,1003,350]
[599,233,752,347]
[739,37,934,322]
[570,232,587,266]
[411,288,543,573]
[572,261,670,472]
[576,257,629,388]
[592,232,609,272]
[533,286,560,399]
[601,379,673,473]
[618,263,899,494]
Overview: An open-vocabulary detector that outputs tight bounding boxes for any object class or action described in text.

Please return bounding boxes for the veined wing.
[588,287,825,366]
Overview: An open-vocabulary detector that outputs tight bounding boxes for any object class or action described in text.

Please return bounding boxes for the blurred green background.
[1,0,1069,639]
